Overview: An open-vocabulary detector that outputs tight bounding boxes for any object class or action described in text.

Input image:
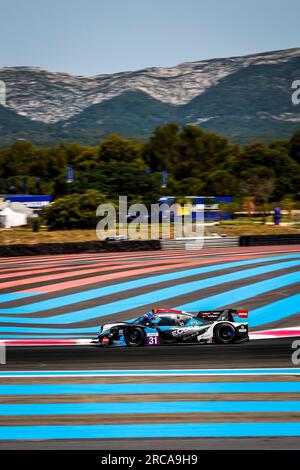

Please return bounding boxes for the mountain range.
[0,47,300,147]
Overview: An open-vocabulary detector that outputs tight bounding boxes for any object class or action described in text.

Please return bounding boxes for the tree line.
[1,123,300,229]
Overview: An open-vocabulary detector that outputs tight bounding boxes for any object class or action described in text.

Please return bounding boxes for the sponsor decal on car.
[172,326,203,337]
[238,325,247,333]
[237,310,248,318]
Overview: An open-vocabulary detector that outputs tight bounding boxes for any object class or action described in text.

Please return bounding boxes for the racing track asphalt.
[2,436,299,450]
[1,246,300,450]
[2,337,296,370]
[1,338,300,450]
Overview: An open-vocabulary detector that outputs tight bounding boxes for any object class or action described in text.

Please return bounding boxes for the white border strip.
[0,368,300,378]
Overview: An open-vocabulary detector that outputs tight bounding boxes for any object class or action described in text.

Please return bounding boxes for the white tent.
[10,202,34,217]
[0,207,27,228]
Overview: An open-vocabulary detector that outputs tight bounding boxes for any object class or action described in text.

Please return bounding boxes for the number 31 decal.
[147,335,159,346]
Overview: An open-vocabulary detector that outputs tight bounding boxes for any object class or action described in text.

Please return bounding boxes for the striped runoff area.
[0,246,300,338]
[0,368,300,441]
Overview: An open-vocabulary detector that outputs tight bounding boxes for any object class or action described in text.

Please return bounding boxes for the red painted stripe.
[0,254,173,269]
[0,251,165,266]
[252,329,300,337]
[1,244,299,266]
[0,249,179,264]
[21,260,204,293]
[1,339,81,346]
[0,251,148,262]
[3,244,296,270]
[21,254,260,294]
[0,257,189,280]
[0,258,199,291]
[1,253,167,265]
[0,260,135,278]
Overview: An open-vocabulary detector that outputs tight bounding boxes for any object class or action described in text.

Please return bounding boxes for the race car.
[95,308,249,347]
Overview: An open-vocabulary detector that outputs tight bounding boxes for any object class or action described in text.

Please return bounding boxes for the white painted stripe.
[0,368,300,378]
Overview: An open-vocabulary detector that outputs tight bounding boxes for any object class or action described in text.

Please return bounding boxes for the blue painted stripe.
[0,401,300,415]
[183,298,300,330]
[250,292,300,326]
[1,253,300,314]
[0,382,299,395]
[1,423,300,439]
[0,293,36,303]
[176,271,300,312]
[1,285,300,335]
[0,259,299,328]
[0,368,299,377]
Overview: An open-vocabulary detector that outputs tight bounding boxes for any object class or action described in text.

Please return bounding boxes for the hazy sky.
[1,0,299,76]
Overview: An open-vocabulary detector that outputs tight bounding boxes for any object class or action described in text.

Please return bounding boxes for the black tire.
[124,327,145,347]
[214,323,236,344]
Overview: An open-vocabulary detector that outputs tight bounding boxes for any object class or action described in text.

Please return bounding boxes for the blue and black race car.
[96,308,249,347]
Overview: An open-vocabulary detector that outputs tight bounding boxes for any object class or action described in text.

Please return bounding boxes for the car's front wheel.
[214,323,236,344]
[124,327,145,347]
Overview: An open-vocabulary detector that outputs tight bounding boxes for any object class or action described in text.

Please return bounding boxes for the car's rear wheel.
[214,323,236,344]
[124,327,145,347]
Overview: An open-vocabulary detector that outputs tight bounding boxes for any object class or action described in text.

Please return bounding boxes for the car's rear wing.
[197,309,248,322]
[151,307,248,322]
